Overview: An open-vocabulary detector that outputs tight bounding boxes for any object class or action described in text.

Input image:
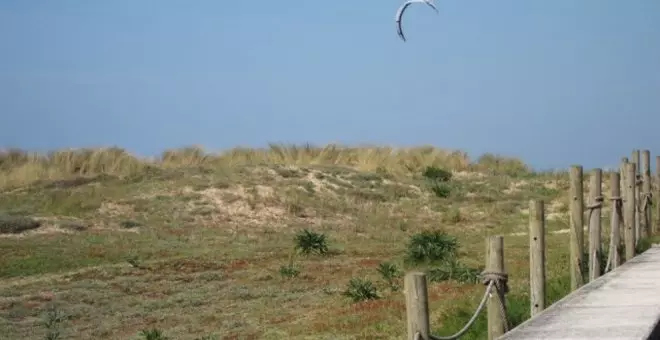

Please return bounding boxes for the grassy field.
[0,144,653,340]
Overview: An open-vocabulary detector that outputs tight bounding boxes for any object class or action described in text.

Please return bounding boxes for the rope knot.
[586,195,604,209]
[642,192,653,211]
[480,271,509,294]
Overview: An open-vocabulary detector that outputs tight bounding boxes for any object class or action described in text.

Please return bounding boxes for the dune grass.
[0,144,533,190]
[0,144,650,339]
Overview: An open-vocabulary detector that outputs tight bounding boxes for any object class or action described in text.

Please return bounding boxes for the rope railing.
[586,195,604,214]
[411,271,509,340]
[635,174,647,246]
[481,271,510,333]
[604,195,623,273]
[596,182,652,275]
[585,193,605,281]
[405,237,509,340]
[405,151,657,340]
[414,282,490,340]
[641,192,653,216]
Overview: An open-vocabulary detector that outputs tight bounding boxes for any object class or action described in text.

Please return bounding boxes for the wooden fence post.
[487,235,506,340]
[624,162,637,261]
[569,165,585,290]
[588,169,602,281]
[621,158,629,251]
[656,156,660,235]
[632,150,640,172]
[610,171,622,269]
[529,200,545,316]
[622,158,629,208]
[632,150,641,244]
[642,150,652,238]
[405,272,430,340]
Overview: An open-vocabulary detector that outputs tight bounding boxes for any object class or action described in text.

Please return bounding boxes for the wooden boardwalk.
[499,245,660,340]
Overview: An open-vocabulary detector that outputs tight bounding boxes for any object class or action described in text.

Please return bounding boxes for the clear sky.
[1,1,659,170]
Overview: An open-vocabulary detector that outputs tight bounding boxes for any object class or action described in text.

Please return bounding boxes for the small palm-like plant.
[405,230,458,265]
[422,166,452,182]
[430,182,451,198]
[344,278,379,303]
[377,262,402,291]
[43,305,65,340]
[139,328,170,340]
[279,264,300,279]
[294,229,329,256]
[280,248,301,279]
[452,264,482,284]
[427,261,482,284]
[422,166,453,198]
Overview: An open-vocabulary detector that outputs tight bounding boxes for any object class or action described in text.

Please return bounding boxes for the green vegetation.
[343,278,380,303]
[405,230,458,265]
[294,229,330,256]
[0,145,653,339]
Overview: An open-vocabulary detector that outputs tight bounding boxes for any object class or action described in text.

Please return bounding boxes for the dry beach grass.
[0,144,653,339]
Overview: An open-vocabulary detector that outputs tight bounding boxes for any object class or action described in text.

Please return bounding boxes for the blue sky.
[1,1,659,170]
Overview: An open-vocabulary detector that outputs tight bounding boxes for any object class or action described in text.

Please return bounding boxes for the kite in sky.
[395,0,439,42]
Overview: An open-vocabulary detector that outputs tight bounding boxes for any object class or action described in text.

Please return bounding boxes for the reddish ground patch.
[305,262,357,281]
[22,300,41,310]
[173,258,224,273]
[141,315,160,327]
[164,228,190,236]
[267,314,295,325]
[356,258,381,267]
[27,291,56,302]
[225,259,249,272]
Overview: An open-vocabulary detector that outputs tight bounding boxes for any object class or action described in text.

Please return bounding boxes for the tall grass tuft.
[0,144,532,190]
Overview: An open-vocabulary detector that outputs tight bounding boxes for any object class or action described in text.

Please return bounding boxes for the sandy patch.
[197,186,286,225]
[453,171,487,180]
[503,180,529,195]
[98,202,134,217]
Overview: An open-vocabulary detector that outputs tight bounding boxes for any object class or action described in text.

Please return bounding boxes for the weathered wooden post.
[487,235,507,340]
[642,150,652,238]
[632,150,641,244]
[621,157,629,200]
[624,162,637,261]
[632,150,640,172]
[569,165,585,290]
[621,158,630,250]
[610,171,622,269]
[529,200,545,316]
[405,272,430,340]
[588,169,603,281]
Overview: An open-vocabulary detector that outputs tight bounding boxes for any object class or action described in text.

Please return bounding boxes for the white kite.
[395,0,439,42]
